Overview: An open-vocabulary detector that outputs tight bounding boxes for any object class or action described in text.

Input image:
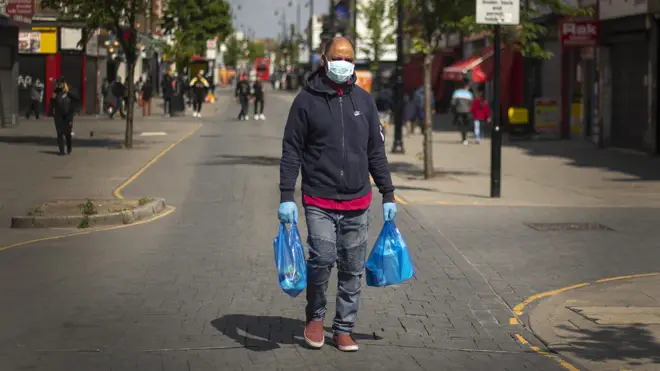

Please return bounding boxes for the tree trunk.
[124,59,135,149]
[423,51,433,179]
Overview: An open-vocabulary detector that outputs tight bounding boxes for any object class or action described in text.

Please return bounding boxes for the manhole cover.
[526,223,613,231]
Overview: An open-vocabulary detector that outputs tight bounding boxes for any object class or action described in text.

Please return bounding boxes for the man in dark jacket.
[50,77,79,155]
[110,79,125,119]
[235,74,251,120]
[189,70,209,118]
[252,77,265,120]
[25,78,44,119]
[278,36,397,352]
[162,71,174,117]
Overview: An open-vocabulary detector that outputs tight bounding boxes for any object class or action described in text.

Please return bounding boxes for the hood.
[305,67,357,96]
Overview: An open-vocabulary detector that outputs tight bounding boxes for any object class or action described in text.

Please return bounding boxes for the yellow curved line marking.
[512,283,590,315]
[0,206,176,253]
[113,124,202,199]
[595,272,659,283]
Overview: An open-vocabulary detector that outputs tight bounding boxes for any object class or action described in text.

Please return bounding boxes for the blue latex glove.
[278,202,298,224]
[383,202,397,222]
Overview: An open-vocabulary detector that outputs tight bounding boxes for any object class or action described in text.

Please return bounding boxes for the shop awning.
[442,46,494,83]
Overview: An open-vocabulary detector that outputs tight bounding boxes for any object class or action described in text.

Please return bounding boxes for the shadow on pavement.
[389,161,485,179]
[553,324,660,366]
[200,154,280,167]
[0,135,123,148]
[211,314,380,351]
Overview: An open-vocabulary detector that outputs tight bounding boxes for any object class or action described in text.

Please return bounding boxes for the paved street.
[2,91,660,370]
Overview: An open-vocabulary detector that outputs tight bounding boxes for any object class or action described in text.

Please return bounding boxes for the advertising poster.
[534,98,560,139]
[18,32,40,53]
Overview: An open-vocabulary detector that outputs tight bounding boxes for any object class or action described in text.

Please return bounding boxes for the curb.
[10,198,167,229]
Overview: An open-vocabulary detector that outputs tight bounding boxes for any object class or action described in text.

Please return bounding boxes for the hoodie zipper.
[339,96,345,184]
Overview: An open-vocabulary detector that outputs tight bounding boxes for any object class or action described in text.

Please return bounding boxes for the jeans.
[164,97,172,116]
[238,95,249,118]
[304,205,369,334]
[54,119,73,154]
[193,98,203,113]
[455,113,470,141]
[26,99,40,119]
[254,97,264,115]
[474,120,483,141]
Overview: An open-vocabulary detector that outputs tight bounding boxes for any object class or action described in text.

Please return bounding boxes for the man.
[278,36,397,352]
[50,77,79,155]
[25,78,44,119]
[450,81,474,145]
[252,76,265,120]
[101,79,110,115]
[190,70,210,118]
[162,71,174,117]
[110,79,126,119]
[235,73,251,120]
[411,86,435,134]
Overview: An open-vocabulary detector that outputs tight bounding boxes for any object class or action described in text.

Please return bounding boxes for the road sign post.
[475,0,520,198]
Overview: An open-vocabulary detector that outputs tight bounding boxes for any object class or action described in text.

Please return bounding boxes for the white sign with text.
[476,0,520,25]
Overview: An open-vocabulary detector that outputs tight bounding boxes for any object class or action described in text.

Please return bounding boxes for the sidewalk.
[0,94,230,247]
[387,114,660,207]
[529,274,660,370]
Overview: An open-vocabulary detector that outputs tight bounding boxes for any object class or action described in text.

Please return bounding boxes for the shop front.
[17,26,58,115]
[0,18,19,127]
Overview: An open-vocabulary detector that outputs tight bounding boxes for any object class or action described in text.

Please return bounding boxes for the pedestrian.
[110,78,126,119]
[413,86,435,134]
[278,36,397,352]
[190,70,210,118]
[235,73,251,120]
[50,77,79,155]
[469,88,490,144]
[450,81,474,145]
[162,71,174,117]
[25,78,44,119]
[101,79,109,115]
[252,76,265,120]
[141,77,153,117]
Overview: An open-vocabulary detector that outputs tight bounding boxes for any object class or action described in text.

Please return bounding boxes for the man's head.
[55,76,66,91]
[322,36,355,84]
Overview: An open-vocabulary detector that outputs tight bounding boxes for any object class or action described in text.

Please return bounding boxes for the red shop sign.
[560,20,599,47]
[6,0,35,23]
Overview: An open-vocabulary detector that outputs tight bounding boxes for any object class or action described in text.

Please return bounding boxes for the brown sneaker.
[333,334,359,352]
[304,320,325,349]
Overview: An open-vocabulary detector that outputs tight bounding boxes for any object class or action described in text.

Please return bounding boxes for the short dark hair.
[324,36,355,54]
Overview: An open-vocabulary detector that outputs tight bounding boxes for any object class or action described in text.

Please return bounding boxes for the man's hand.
[278,202,298,224]
[383,202,397,222]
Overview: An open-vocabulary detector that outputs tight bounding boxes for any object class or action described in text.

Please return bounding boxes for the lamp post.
[391,0,405,154]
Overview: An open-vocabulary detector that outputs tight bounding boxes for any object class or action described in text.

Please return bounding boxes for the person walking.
[162,71,174,117]
[141,77,153,117]
[50,77,79,155]
[450,82,474,145]
[101,79,110,115]
[278,36,397,352]
[109,79,126,119]
[252,77,265,120]
[235,74,251,120]
[469,88,490,144]
[412,86,436,134]
[25,78,44,119]
[190,70,210,118]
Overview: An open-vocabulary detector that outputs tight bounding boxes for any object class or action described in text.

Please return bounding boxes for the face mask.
[326,59,354,84]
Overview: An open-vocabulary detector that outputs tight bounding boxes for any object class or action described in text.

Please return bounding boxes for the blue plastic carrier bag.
[273,222,307,297]
[365,221,414,287]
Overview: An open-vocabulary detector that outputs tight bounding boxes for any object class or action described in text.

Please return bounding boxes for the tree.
[247,40,266,63]
[162,0,233,58]
[356,0,395,77]
[224,35,242,68]
[41,0,149,148]
[405,0,590,179]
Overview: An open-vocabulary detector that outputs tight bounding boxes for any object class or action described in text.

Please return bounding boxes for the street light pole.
[490,25,502,198]
[391,0,405,154]
[309,0,314,67]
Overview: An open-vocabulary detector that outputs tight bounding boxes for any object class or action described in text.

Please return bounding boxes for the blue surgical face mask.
[326,60,354,84]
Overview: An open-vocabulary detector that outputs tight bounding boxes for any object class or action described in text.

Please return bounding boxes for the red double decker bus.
[254,57,270,82]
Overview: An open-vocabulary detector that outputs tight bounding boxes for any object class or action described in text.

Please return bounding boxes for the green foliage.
[162,0,233,58]
[357,0,395,71]
[277,24,304,66]
[405,0,592,59]
[248,40,266,62]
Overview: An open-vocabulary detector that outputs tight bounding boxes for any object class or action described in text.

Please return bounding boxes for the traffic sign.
[476,0,520,25]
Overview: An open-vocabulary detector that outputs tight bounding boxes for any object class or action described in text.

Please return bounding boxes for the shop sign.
[599,0,647,20]
[6,0,34,23]
[560,20,599,47]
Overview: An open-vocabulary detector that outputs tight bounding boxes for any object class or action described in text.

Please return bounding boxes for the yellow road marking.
[113,124,202,199]
[595,272,659,283]
[515,333,580,371]
[512,283,590,315]
[509,317,519,325]
[0,206,176,253]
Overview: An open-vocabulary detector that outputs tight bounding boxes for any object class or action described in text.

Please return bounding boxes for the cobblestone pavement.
[0,92,572,370]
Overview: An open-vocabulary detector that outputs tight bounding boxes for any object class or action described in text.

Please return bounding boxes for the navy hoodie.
[279,68,395,204]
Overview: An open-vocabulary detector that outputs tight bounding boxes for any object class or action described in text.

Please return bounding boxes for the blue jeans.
[474,120,483,141]
[304,205,369,334]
